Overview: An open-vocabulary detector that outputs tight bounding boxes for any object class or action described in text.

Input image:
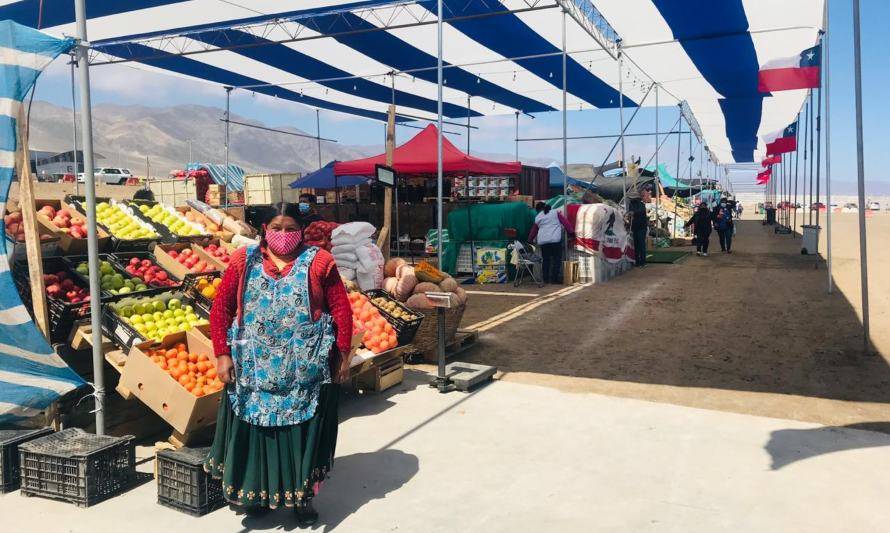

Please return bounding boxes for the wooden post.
[15,107,49,338]
[377,104,396,259]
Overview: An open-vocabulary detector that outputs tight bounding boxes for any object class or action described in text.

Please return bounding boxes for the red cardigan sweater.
[209,246,353,367]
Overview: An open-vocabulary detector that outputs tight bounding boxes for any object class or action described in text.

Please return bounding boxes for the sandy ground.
[451,218,890,428]
[4,371,889,532]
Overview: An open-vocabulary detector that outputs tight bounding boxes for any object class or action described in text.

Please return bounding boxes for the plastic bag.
[331,222,376,246]
[339,266,357,281]
[356,265,383,291]
[355,242,385,274]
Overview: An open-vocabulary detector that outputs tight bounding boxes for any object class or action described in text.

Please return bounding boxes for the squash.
[406,293,434,310]
[384,257,407,278]
[438,276,458,292]
[452,286,468,305]
[414,260,447,283]
[383,277,398,295]
[394,274,417,301]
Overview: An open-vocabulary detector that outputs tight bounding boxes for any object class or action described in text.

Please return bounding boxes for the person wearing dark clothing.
[298,193,324,225]
[528,202,573,283]
[713,199,734,253]
[685,204,712,256]
[627,187,651,267]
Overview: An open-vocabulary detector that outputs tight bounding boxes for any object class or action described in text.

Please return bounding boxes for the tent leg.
[852,0,870,352]
[75,0,105,435]
[618,45,627,208]
[825,7,834,294]
[69,54,79,196]
[561,7,568,259]
[224,86,232,209]
[655,84,660,236]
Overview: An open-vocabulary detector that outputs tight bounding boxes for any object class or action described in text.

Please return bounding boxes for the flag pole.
[852,0,870,352]
[825,5,834,294]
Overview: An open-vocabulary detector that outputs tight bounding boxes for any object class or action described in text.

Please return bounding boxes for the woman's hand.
[217,355,235,384]
[336,356,352,384]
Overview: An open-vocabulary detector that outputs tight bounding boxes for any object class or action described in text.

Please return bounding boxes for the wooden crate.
[355,355,404,393]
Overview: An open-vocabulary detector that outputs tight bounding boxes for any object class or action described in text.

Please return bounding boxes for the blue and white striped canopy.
[1,0,823,164]
[0,20,84,425]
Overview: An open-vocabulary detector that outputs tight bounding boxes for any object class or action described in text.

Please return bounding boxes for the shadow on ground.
[765,422,890,469]
[231,449,419,532]
[460,221,890,414]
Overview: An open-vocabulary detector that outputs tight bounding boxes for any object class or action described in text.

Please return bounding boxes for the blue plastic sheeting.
[0,22,85,425]
[187,163,246,192]
[289,162,368,189]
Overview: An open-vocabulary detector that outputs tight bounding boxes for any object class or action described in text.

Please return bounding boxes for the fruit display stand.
[101,291,210,351]
[175,206,235,243]
[34,199,110,254]
[181,274,222,316]
[15,256,92,344]
[109,252,183,290]
[118,328,223,442]
[64,254,167,300]
[128,200,209,244]
[153,243,221,279]
[66,196,162,253]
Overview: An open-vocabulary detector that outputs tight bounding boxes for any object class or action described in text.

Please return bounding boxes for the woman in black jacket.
[685,204,713,256]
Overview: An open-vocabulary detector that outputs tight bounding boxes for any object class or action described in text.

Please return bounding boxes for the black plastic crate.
[66,196,160,253]
[22,256,93,344]
[0,428,54,493]
[156,447,223,516]
[64,254,167,301]
[364,289,425,345]
[18,428,135,507]
[180,273,221,316]
[101,291,205,351]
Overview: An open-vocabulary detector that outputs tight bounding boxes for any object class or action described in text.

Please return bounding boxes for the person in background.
[206,202,353,526]
[736,202,744,219]
[713,197,734,253]
[194,170,212,205]
[528,202,574,283]
[685,203,713,256]
[627,186,652,267]
[299,192,324,224]
[132,187,155,202]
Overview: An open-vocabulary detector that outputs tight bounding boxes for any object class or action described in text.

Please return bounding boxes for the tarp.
[289,161,367,189]
[186,163,246,192]
[0,22,85,424]
[442,202,535,274]
[9,2,823,163]
[334,125,520,177]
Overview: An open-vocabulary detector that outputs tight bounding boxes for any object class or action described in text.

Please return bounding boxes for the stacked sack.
[331,222,384,291]
[381,258,467,310]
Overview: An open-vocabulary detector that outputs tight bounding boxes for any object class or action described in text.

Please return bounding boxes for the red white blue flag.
[758,44,821,93]
[756,168,771,185]
[763,121,798,155]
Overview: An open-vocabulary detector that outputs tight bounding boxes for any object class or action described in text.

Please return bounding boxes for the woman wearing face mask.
[205,202,352,525]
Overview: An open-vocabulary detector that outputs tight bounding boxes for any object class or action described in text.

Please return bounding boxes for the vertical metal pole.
[793,117,800,233]
[618,46,627,208]
[673,115,682,237]
[825,7,834,293]
[74,0,104,435]
[852,0,870,351]
[224,86,231,209]
[435,0,447,388]
[655,84,660,232]
[561,7,568,258]
[808,90,815,224]
[69,55,79,196]
[187,139,192,165]
[803,93,811,224]
[316,109,322,170]
[815,83,823,242]
[514,111,519,161]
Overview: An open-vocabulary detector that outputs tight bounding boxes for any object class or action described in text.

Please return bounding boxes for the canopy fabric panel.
[289,161,368,189]
[0,21,85,424]
[334,124,521,176]
[3,0,823,164]
[186,162,245,191]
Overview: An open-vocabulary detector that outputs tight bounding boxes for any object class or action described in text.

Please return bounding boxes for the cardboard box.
[35,199,110,254]
[192,238,230,271]
[120,327,222,434]
[153,243,221,280]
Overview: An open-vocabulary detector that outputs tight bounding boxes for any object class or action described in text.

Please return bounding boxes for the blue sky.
[30,0,885,190]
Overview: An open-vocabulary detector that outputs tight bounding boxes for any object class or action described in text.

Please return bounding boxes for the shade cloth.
[334,125,520,177]
[289,162,368,189]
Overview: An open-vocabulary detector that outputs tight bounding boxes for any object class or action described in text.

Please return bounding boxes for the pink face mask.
[265,230,303,256]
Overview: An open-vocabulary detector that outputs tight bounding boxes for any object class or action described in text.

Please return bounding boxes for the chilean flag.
[758,44,821,93]
[762,154,781,167]
[763,121,798,155]
[756,168,771,185]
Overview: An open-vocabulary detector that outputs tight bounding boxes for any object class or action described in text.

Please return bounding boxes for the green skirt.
[204,384,339,509]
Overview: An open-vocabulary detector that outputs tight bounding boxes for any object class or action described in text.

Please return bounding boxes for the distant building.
[29,149,105,181]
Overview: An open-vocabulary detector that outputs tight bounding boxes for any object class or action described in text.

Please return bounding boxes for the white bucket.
[801,225,821,255]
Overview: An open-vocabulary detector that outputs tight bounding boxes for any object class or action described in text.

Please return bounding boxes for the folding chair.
[509,241,544,288]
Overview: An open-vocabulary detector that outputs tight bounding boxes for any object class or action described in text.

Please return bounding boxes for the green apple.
[152,300,166,313]
[173,309,185,318]
[152,311,163,322]
[184,305,194,313]
[162,310,174,319]
[167,298,182,311]
[130,314,143,325]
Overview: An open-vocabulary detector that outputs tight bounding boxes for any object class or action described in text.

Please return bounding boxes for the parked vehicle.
[867,201,881,211]
[811,202,826,210]
[77,167,133,185]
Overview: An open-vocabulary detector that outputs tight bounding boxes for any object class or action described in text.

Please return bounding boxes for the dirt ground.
[448,218,890,429]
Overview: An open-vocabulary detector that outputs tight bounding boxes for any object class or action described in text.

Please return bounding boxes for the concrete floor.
[2,370,889,532]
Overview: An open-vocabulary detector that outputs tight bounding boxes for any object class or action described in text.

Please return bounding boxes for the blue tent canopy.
[289,161,367,189]
[549,164,598,192]
[187,163,246,192]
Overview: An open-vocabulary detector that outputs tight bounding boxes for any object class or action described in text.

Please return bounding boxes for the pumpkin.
[384,257,407,278]
[413,282,440,295]
[438,276,458,292]
[452,286,468,305]
[406,293,434,310]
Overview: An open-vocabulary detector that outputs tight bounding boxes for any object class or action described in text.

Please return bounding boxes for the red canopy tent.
[333,124,521,177]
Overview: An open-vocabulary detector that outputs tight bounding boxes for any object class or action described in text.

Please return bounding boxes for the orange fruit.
[184,381,195,392]
[165,348,178,359]
[174,343,187,352]
[188,352,198,363]
[201,286,216,299]
[170,367,183,379]
[187,362,196,372]
[192,388,205,397]
[212,277,222,287]
[196,361,208,373]
[158,359,168,370]
[178,374,190,386]
[205,366,217,378]
[177,351,189,361]
[197,354,209,362]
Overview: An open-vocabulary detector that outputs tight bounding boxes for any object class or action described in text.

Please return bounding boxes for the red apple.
[168,250,179,259]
